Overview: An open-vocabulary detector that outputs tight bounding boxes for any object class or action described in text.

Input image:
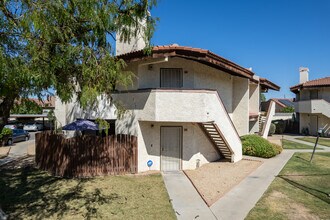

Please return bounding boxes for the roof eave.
[118,47,254,79]
[260,78,280,91]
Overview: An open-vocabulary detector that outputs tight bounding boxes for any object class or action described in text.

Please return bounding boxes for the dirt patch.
[0,147,11,158]
[0,156,35,170]
[266,191,319,220]
[184,159,262,206]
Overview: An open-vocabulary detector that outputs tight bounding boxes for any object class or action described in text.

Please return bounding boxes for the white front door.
[161,127,182,171]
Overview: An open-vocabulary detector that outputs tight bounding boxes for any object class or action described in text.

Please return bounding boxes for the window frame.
[160,68,183,88]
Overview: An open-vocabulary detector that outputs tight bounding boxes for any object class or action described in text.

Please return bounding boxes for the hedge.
[241,134,282,158]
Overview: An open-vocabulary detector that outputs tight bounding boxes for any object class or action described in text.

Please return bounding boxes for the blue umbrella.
[62,119,99,131]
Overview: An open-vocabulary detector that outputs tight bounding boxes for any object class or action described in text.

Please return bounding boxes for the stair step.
[203,124,215,127]
[205,128,217,131]
[210,134,221,138]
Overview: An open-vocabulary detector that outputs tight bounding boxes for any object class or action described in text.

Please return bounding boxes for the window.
[160,68,183,88]
[310,90,318,100]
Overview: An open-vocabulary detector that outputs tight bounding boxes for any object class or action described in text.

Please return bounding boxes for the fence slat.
[35,132,137,177]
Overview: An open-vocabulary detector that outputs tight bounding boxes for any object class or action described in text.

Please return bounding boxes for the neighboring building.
[290,67,330,136]
[55,39,280,172]
[14,96,56,114]
[30,96,56,114]
[261,98,294,113]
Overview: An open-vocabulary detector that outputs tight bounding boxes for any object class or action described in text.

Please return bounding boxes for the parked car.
[23,123,43,131]
[4,124,17,129]
[6,129,30,145]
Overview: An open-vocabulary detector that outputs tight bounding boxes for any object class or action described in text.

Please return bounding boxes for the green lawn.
[246,152,330,220]
[0,167,175,220]
[282,139,322,150]
[296,137,330,147]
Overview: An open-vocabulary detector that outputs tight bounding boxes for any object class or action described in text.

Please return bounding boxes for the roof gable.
[290,76,330,93]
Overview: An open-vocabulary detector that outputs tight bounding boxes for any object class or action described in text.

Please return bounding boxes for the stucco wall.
[136,57,234,112]
[249,120,259,134]
[298,87,330,102]
[319,87,330,102]
[54,94,116,127]
[299,90,310,101]
[116,119,220,172]
[300,113,330,137]
[249,83,259,114]
[113,90,243,161]
[232,77,249,136]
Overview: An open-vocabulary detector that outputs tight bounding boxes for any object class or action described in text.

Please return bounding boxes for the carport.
[9,114,48,130]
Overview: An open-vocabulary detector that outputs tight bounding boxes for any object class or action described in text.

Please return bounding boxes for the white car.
[4,124,17,129]
[23,123,43,131]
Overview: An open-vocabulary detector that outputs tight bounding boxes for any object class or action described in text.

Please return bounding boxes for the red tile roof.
[260,78,280,91]
[16,96,55,108]
[118,44,254,78]
[290,76,330,93]
[118,44,280,91]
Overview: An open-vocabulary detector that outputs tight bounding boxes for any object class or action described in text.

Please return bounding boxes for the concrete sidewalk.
[282,135,330,150]
[162,171,217,220]
[0,140,35,167]
[210,151,294,220]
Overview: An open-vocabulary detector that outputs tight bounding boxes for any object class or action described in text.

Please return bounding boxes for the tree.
[11,99,43,114]
[281,106,295,113]
[260,93,266,102]
[0,0,157,130]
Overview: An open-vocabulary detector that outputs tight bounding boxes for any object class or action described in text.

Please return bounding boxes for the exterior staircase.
[260,100,276,139]
[259,115,266,133]
[199,122,233,160]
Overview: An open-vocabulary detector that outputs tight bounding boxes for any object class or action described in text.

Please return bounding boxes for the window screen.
[310,90,318,100]
[160,68,183,88]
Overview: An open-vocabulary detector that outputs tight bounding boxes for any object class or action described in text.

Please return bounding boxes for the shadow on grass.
[277,175,330,204]
[295,155,311,162]
[0,165,120,219]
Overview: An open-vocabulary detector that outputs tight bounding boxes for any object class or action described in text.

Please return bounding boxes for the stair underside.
[199,122,232,160]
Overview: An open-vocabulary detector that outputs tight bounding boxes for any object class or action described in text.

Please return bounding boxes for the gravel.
[185,158,263,206]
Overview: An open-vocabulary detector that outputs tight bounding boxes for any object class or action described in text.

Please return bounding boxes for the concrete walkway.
[0,139,34,167]
[282,134,330,150]
[162,171,217,220]
[162,136,330,220]
[210,150,294,220]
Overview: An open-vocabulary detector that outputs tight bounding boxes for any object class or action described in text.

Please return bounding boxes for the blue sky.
[150,0,330,99]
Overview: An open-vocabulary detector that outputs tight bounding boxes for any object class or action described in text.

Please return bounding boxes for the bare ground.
[184,158,262,206]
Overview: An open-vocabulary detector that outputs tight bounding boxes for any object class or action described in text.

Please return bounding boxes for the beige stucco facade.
[294,85,330,136]
[55,54,274,172]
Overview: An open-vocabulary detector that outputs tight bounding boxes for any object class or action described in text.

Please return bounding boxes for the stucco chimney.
[299,67,309,84]
[116,17,147,56]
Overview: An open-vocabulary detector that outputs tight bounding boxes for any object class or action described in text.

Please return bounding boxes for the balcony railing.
[294,99,330,117]
[112,88,242,162]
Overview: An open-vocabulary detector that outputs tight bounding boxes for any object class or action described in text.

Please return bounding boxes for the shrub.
[0,128,13,146]
[302,127,309,136]
[281,106,294,113]
[272,143,283,154]
[268,123,276,136]
[274,120,286,134]
[241,134,280,158]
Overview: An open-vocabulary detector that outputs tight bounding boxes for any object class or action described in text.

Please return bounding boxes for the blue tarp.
[62,119,99,131]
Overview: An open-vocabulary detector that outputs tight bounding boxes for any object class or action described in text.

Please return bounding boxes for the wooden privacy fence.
[35,132,138,177]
